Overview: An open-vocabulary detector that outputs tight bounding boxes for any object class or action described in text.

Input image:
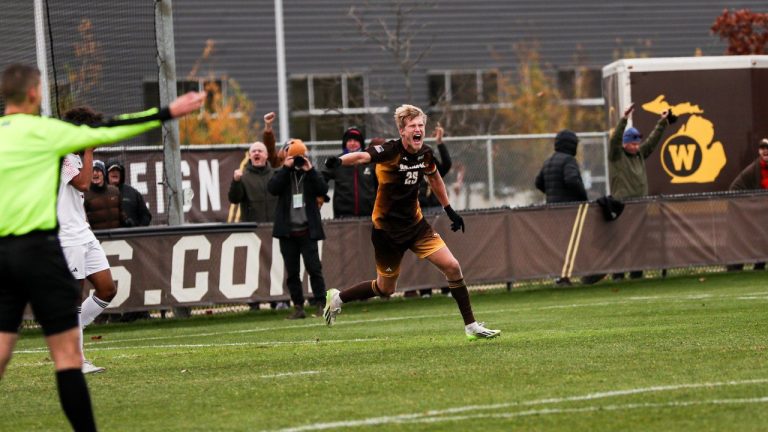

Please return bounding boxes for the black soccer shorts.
[0,230,81,336]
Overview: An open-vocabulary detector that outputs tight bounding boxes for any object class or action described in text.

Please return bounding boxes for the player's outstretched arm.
[325,151,371,169]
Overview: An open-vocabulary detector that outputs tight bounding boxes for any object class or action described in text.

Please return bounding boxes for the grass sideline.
[2,271,767,431]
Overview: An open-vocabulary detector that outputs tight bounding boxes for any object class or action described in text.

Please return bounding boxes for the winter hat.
[342,127,366,153]
[622,127,642,144]
[758,138,768,148]
[555,129,578,146]
[93,160,107,177]
[286,139,308,157]
[106,160,125,185]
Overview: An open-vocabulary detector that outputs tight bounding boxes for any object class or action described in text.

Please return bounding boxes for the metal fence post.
[155,0,190,318]
[486,136,495,206]
[155,0,183,227]
[602,132,611,196]
[33,0,51,117]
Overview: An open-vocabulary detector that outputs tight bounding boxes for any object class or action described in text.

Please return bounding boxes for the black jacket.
[418,143,452,210]
[268,166,328,240]
[322,163,377,218]
[105,161,152,227]
[534,139,588,204]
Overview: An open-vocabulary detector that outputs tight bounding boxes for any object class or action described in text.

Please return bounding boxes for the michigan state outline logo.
[642,95,727,183]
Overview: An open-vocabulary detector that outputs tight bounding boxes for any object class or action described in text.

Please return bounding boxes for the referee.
[0,64,204,431]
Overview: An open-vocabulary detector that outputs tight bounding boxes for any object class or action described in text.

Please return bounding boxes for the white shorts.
[61,240,110,280]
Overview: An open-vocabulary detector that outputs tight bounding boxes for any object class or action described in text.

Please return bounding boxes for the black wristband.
[157,107,173,122]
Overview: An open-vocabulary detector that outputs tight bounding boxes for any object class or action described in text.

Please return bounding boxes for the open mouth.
[413,133,422,144]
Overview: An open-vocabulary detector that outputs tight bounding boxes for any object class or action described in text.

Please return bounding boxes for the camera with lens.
[293,155,306,169]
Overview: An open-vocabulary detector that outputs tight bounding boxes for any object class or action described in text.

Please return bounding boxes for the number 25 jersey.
[365,139,437,237]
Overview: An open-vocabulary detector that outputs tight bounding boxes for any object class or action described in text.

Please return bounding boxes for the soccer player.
[323,104,500,340]
[58,107,120,374]
[0,63,204,431]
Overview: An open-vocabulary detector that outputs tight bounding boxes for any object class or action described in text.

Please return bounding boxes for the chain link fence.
[308,132,609,210]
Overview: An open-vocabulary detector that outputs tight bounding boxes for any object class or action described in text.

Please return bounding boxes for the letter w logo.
[668,144,697,171]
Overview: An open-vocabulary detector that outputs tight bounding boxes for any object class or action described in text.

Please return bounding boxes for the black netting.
[0,3,39,113]
[44,1,159,146]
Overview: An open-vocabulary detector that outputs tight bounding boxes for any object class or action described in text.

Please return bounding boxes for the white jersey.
[57,153,97,247]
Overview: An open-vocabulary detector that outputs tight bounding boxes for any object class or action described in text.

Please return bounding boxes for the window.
[557,68,603,106]
[289,73,386,141]
[141,78,224,145]
[427,69,502,109]
[143,78,223,114]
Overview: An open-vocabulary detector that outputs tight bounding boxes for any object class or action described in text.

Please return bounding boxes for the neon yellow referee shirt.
[0,108,165,236]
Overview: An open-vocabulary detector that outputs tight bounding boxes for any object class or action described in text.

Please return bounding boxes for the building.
[2,0,765,141]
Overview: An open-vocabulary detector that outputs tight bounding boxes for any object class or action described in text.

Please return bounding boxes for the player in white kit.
[57,107,118,374]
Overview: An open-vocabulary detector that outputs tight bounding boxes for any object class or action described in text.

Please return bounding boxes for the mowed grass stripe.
[12,276,767,352]
[2,272,767,431]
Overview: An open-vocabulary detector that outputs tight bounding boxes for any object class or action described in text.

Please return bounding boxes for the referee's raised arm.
[0,63,203,432]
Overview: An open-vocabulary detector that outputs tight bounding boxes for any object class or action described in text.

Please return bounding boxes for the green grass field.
[2,271,768,431]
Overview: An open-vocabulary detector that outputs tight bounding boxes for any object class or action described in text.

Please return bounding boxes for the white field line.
[13,289,768,353]
[388,397,768,426]
[259,370,321,379]
[12,337,386,355]
[738,295,768,300]
[267,378,768,432]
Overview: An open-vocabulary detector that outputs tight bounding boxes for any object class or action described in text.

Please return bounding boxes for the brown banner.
[95,146,249,224]
[92,193,768,312]
[630,69,768,195]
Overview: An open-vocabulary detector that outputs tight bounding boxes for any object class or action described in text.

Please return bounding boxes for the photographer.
[267,140,329,319]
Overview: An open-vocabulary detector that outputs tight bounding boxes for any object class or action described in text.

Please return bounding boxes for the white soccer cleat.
[82,360,105,374]
[323,289,342,327]
[465,322,501,341]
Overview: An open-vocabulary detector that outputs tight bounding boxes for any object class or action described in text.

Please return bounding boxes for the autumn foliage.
[711,9,768,55]
[179,40,257,145]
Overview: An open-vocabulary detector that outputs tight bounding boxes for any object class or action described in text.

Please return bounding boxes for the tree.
[711,9,768,55]
[178,40,257,145]
[348,0,435,103]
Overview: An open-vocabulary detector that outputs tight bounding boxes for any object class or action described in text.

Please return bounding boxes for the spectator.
[535,129,588,204]
[229,112,288,310]
[726,137,768,271]
[84,160,124,229]
[418,122,452,213]
[322,127,378,218]
[228,140,279,223]
[268,139,329,319]
[106,160,152,227]
[608,103,670,280]
[535,129,588,286]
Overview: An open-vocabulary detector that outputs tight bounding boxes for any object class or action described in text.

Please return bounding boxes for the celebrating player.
[323,104,500,340]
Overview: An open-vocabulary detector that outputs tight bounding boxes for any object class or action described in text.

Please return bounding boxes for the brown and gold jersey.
[366,139,437,236]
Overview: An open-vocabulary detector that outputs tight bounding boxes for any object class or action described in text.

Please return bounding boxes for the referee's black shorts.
[0,230,80,336]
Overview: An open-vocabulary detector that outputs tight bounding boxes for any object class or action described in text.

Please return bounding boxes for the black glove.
[667,109,678,124]
[325,156,342,169]
[444,205,465,232]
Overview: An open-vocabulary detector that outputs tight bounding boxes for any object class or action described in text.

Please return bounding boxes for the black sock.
[56,368,97,432]
[448,279,475,325]
[340,280,378,303]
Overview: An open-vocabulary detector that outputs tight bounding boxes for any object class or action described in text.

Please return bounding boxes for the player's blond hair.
[394,104,427,130]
